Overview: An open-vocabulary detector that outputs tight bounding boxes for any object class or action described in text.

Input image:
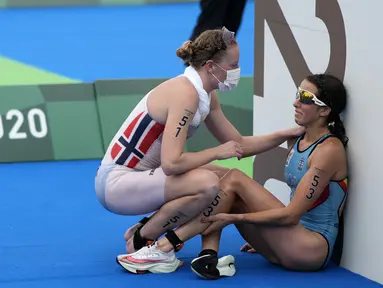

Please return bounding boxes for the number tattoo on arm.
[305,167,324,200]
[175,109,194,137]
[306,175,319,199]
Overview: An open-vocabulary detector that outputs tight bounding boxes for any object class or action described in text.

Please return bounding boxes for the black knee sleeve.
[165,230,184,252]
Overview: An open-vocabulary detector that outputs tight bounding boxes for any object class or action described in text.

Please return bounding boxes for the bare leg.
[126,168,222,252]
[199,163,231,179]
[153,172,238,253]
[198,162,230,253]
[230,198,277,262]
[214,169,328,270]
[155,169,328,271]
[201,231,221,252]
[140,164,230,239]
[155,186,236,252]
[124,163,230,252]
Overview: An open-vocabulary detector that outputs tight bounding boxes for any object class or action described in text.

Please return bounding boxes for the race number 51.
[0,108,48,140]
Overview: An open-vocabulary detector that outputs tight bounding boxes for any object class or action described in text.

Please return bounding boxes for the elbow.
[281,208,300,226]
[288,216,300,226]
[238,136,245,146]
[161,153,184,176]
[284,213,300,226]
[161,161,179,176]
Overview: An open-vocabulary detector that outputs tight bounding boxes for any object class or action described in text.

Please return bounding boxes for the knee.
[220,168,243,191]
[193,170,220,201]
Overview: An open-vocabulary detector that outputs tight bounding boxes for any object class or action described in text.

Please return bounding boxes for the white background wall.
[254,0,383,283]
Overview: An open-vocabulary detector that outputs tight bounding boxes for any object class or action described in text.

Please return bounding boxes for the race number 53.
[0,108,48,140]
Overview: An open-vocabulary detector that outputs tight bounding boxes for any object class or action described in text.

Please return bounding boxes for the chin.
[294,119,307,127]
[294,114,306,125]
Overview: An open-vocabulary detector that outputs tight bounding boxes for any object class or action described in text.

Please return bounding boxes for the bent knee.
[220,168,244,189]
[191,169,220,199]
[225,168,245,181]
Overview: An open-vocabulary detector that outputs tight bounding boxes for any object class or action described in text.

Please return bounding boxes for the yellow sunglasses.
[296,87,327,107]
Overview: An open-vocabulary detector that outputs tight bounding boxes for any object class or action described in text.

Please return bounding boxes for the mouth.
[295,110,302,116]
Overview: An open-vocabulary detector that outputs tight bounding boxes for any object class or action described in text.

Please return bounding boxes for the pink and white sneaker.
[116,243,183,274]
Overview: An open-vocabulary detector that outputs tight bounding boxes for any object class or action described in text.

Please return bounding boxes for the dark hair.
[176,27,237,68]
[306,74,349,147]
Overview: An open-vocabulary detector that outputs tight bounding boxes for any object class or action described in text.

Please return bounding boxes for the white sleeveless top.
[101,66,212,171]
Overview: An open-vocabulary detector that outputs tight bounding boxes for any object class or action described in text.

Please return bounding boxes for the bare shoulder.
[149,76,199,105]
[146,76,199,124]
[315,137,345,159]
[309,137,347,178]
[165,76,199,103]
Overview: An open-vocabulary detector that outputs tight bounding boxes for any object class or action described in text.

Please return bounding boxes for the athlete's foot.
[117,242,183,274]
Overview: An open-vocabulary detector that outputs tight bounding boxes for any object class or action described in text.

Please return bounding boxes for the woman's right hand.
[213,140,243,160]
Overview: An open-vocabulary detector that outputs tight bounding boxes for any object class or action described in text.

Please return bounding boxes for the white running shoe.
[116,243,182,274]
[217,255,236,277]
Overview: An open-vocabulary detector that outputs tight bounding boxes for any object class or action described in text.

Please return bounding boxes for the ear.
[204,60,214,73]
[319,107,331,117]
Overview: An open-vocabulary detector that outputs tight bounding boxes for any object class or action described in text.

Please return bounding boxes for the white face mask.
[212,63,241,93]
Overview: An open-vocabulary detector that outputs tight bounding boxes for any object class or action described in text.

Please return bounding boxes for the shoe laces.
[139,242,161,258]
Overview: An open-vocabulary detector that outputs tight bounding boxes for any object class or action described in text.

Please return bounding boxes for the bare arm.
[205,91,303,158]
[160,86,217,176]
[233,141,343,226]
[240,131,301,158]
[204,91,242,144]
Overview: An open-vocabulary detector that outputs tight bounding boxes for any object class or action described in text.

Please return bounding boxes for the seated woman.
[117,73,349,278]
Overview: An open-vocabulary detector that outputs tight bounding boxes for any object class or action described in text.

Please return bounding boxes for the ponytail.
[328,112,348,147]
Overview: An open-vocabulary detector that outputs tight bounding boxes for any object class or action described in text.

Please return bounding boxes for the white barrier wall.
[253,0,383,284]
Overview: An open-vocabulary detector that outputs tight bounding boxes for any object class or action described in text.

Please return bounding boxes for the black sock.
[198,249,218,258]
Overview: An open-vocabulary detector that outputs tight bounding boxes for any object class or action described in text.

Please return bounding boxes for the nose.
[293,98,300,108]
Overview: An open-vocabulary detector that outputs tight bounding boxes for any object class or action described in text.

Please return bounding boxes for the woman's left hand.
[290,125,306,137]
[201,213,237,235]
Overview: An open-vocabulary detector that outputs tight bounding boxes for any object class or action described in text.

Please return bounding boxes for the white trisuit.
[95,66,212,215]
